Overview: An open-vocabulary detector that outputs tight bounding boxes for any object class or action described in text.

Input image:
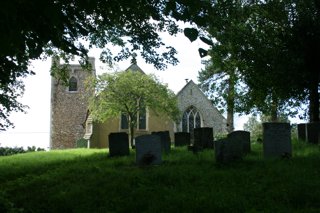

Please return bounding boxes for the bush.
[0,146,45,157]
[0,147,25,156]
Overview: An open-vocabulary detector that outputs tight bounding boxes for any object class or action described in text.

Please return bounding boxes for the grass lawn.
[1,140,320,212]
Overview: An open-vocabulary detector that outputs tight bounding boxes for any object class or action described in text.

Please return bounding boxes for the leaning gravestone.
[194,127,214,150]
[263,122,292,158]
[297,123,307,141]
[151,131,171,153]
[228,130,251,154]
[306,123,320,144]
[214,137,243,164]
[135,134,162,166]
[108,132,129,157]
[174,132,190,147]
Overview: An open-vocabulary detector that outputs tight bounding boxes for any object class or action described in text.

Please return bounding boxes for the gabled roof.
[176,80,196,96]
[125,63,145,74]
[176,80,226,121]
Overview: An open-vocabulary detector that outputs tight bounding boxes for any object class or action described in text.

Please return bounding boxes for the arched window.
[121,113,129,129]
[68,77,78,91]
[182,106,201,133]
[120,101,147,130]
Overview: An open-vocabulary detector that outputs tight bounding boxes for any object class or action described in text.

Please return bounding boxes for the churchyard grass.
[1,140,320,212]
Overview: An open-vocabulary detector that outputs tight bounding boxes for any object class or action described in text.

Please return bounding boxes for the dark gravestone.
[193,128,203,151]
[263,123,292,158]
[306,123,320,144]
[108,132,129,157]
[297,123,307,141]
[151,131,171,153]
[214,138,243,164]
[135,135,162,166]
[174,132,190,147]
[194,127,214,150]
[228,130,251,154]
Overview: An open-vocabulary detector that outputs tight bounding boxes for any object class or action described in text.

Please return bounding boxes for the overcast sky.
[0,32,250,149]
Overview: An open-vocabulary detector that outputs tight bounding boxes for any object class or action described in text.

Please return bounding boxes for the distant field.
[1,140,320,212]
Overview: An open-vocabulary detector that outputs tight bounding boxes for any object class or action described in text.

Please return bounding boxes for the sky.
[0,32,251,149]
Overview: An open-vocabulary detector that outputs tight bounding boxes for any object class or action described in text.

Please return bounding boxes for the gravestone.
[135,135,162,166]
[108,132,129,157]
[194,127,214,150]
[228,130,251,154]
[263,122,292,158]
[214,138,243,164]
[151,131,171,153]
[297,123,307,141]
[306,123,320,144]
[174,132,190,147]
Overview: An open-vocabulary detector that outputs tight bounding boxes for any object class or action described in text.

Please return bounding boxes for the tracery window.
[182,106,201,133]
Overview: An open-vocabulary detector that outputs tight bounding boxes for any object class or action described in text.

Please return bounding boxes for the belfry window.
[68,77,78,91]
[182,106,201,133]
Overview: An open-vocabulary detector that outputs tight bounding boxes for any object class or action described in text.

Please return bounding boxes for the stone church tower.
[50,57,95,149]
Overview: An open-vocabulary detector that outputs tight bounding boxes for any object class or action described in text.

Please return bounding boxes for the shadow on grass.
[1,143,320,212]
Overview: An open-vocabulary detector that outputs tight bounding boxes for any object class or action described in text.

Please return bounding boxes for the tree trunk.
[129,124,135,148]
[308,79,319,122]
[226,74,235,132]
[128,115,136,148]
[270,97,279,122]
[306,38,320,122]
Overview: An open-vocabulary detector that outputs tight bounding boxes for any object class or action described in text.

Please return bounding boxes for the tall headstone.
[228,131,251,154]
[151,131,171,153]
[135,135,162,166]
[174,132,190,147]
[306,123,320,144]
[263,122,292,158]
[297,123,307,141]
[108,132,129,157]
[214,138,243,164]
[194,127,214,150]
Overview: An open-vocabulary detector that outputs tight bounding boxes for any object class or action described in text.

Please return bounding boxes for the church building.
[50,58,227,149]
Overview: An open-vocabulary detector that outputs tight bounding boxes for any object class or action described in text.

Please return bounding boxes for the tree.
[0,0,180,130]
[0,80,26,130]
[88,69,179,146]
[181,0,319,122]
[243,116,262,142]
[244,114,289,142]
[199,60,243,132]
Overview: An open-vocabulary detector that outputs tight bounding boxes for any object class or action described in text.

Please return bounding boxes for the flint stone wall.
[176,80,227,134]
[50,58,95,149]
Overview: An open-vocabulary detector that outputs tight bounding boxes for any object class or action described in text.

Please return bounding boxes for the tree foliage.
[183,0,319,122]
[244,114,289,142]
[88,70,179,145]
[199,60,245,132]
[0,80,26,131]
[0,0,182,130]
